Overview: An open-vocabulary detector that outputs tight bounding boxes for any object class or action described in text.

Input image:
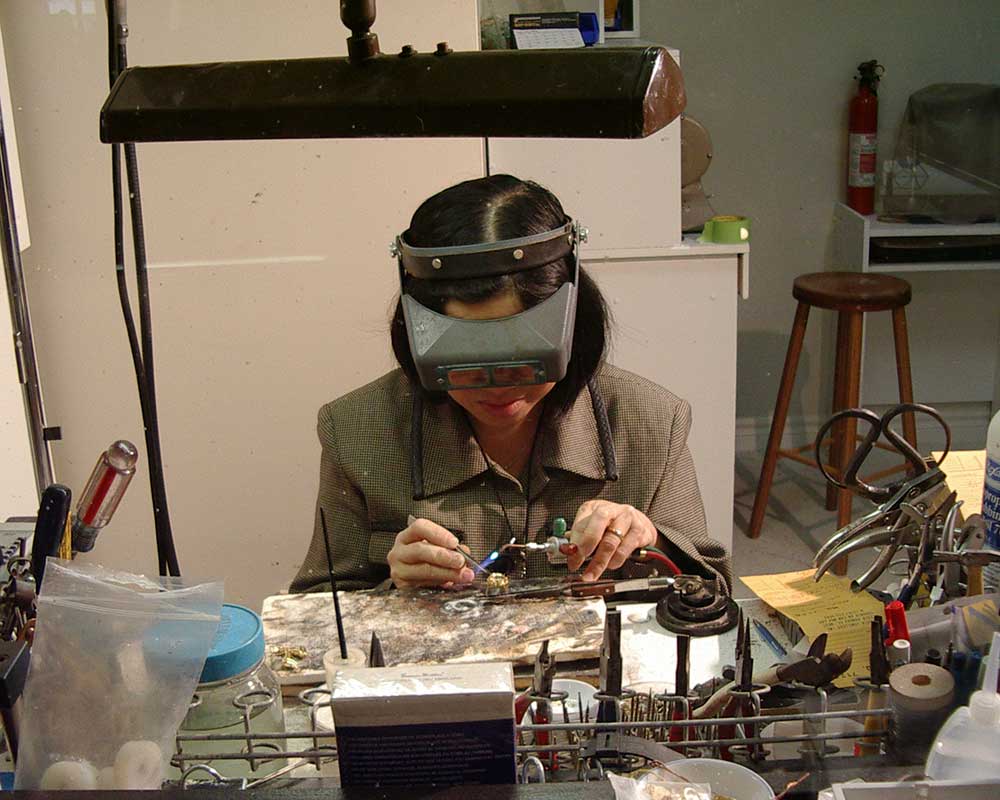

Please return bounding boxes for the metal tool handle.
[881,402,950,467]
[814,408,885,497]
[814,403,945,500]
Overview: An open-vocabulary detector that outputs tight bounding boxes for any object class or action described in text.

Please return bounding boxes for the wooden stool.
[746,272,918,573]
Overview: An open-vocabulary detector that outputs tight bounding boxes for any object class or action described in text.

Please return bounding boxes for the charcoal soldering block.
[331,662,515,786]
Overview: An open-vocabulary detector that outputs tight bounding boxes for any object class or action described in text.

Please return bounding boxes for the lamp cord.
[107,1,180,576]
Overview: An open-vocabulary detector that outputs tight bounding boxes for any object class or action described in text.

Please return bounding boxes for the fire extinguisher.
[847,60,884,215]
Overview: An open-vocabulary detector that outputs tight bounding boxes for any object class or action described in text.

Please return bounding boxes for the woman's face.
[443,290,556,431]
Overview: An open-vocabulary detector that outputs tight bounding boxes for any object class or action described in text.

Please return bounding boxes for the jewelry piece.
[606,527,625,540]
[485,572,511,596]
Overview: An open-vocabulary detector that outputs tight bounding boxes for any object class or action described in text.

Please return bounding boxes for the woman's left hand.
[567,500,658,581]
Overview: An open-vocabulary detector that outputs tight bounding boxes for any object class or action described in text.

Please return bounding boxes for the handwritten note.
[933,449,985,518]
[741,569,885,687]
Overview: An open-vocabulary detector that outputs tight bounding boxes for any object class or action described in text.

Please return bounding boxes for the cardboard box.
[331,662,516,786]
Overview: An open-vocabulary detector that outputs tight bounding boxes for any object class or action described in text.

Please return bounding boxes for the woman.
[291,175,731,593]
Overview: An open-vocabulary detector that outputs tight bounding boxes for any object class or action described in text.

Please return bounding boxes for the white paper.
[513,28,584,49]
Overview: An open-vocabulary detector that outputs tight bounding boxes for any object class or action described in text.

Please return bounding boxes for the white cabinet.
[488,123,682,250]
[586,245,746,549]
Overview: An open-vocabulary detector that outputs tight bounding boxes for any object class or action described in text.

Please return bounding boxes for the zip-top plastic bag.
[15,560,223,790]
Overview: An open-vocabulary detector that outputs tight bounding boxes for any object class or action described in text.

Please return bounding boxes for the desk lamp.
[100,0,686,143]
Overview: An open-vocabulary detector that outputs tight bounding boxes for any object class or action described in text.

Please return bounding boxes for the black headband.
[393,220,581,280]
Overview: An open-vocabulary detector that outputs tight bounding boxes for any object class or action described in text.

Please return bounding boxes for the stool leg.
[826,313,851,511]
[832,310,864,575]
[891,307,918,452]
[748,302,811,539]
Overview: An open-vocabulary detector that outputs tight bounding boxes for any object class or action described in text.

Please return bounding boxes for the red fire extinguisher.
[847,60,884,215]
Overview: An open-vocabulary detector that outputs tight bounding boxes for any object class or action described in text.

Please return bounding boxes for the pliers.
[515,639,557,722]
[514,640,559,766]
[813,469,947,592]
[925,549,1000,568]
[694,633,853,719]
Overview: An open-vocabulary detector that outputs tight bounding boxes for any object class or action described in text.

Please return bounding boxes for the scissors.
[813,402,951,502]
[812,403,953,596]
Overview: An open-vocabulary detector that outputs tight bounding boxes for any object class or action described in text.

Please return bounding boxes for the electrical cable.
[106,1,180,576]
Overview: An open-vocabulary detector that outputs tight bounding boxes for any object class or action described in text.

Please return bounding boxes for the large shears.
[813,402,950,502]
[812,403,953,594]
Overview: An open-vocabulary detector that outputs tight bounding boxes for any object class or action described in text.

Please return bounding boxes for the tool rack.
[170,683,893,790]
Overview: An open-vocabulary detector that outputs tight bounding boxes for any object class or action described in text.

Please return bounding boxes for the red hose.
[636,548,682,576]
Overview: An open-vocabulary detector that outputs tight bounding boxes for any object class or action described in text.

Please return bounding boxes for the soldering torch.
[504,518,682,575]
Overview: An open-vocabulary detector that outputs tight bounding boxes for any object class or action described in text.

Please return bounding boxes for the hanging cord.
[106,2,180,576]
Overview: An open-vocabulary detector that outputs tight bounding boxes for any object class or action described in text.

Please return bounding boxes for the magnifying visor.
[393,221,586,392]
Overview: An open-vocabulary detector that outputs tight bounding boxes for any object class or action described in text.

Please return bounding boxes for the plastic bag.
[608,772,713,800]
[15,560,223,790]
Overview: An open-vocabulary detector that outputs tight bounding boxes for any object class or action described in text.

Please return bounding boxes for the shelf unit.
[832,202,1000,273]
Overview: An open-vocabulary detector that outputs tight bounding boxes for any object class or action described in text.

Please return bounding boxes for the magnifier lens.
[492,364,539,385]
[446,367,490,388]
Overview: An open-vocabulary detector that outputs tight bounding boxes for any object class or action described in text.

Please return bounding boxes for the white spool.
[889,662,955,756]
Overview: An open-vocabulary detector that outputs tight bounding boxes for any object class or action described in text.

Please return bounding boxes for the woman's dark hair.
[390,174,610,416]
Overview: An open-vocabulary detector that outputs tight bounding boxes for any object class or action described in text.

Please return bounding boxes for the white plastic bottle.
[983,410,1000,592]
[925,690,1000,781]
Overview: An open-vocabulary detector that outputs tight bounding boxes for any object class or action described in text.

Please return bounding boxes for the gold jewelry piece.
[485,572,511,596]
[606,527,625,540]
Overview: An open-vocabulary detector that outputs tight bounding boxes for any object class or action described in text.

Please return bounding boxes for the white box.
[331,662,516,786]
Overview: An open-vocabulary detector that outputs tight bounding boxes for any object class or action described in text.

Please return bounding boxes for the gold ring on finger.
[606,527,625,541]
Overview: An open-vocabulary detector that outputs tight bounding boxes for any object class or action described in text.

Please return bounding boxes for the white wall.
[0,20,38,516]
[642,1,1000,451]
[1,0,484,607]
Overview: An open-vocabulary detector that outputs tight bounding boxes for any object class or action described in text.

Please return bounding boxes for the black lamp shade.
[99,47,685,143]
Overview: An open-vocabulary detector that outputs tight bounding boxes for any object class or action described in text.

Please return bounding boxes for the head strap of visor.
[392,220,587,280]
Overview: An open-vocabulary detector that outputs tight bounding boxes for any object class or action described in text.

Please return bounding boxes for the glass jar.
[174,604,286,780]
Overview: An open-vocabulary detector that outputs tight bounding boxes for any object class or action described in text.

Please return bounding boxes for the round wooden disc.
[681,115,713,187]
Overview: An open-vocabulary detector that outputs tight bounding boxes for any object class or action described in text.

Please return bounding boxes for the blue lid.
[199,604,265,683]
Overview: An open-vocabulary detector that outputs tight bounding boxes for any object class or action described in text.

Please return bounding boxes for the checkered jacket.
[291,363,731,593]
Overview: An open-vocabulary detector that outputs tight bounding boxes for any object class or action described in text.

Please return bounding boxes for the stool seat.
[793,272,911,312]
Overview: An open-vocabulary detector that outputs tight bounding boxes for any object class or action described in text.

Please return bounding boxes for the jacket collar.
[416,386,608,499]
[417,397,489,498]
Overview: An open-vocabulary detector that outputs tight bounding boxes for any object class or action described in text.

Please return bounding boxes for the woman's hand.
[387,518,475,588]
[567,500,658,581]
